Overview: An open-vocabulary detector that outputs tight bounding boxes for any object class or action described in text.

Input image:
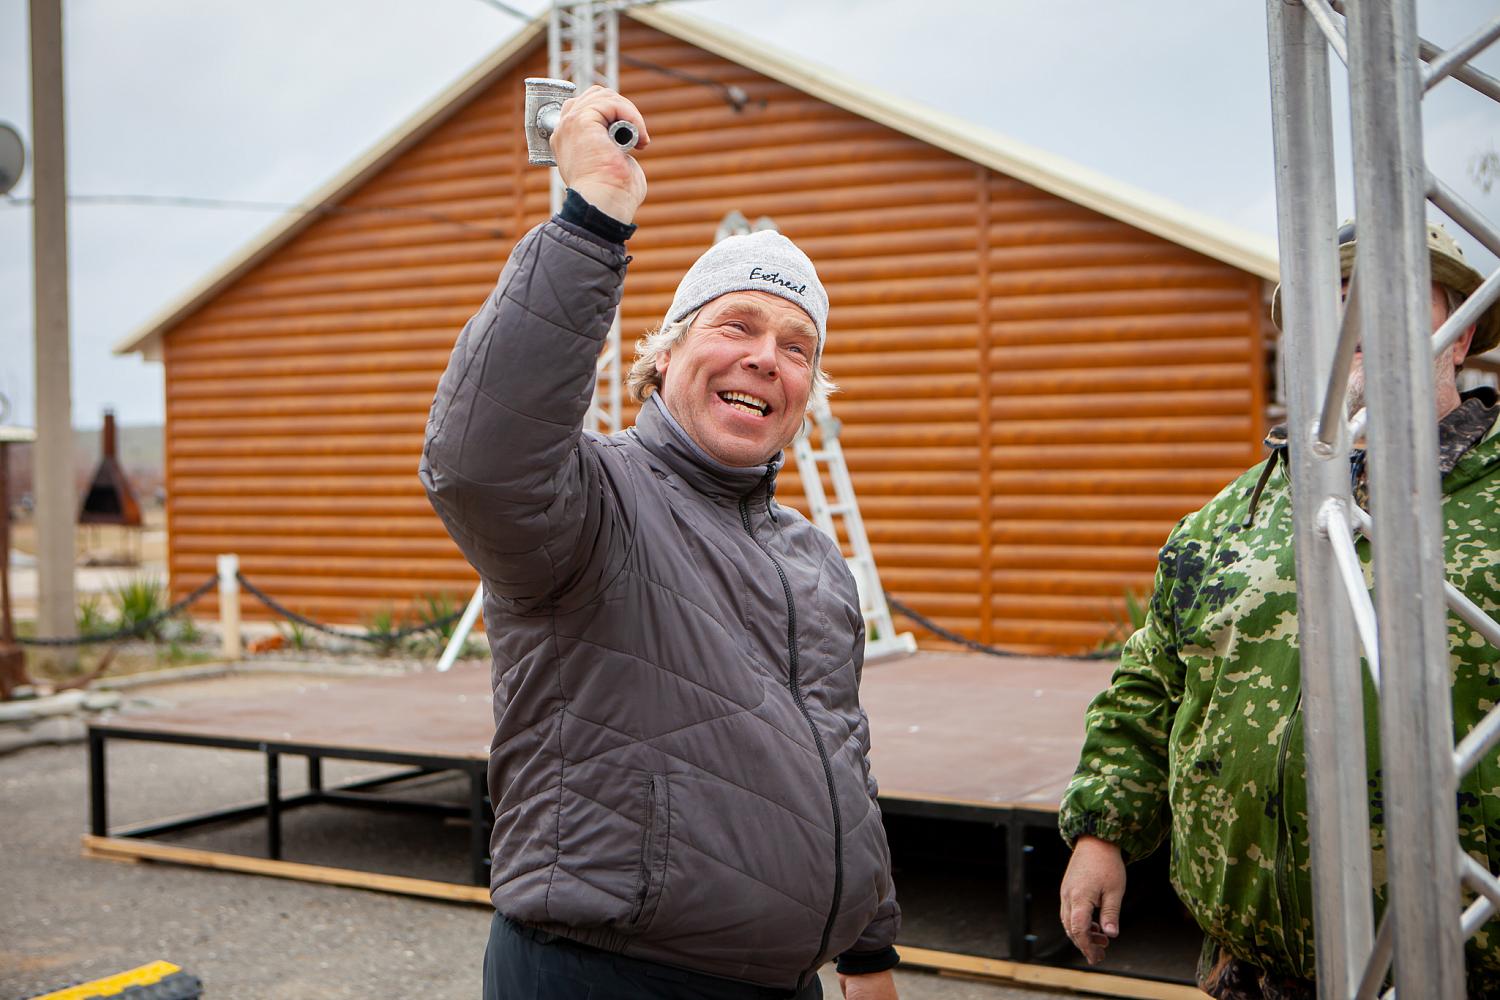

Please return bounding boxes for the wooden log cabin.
[117,8,1279,653]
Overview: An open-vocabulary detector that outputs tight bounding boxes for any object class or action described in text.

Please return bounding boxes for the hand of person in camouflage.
[551,85,650,225]
[1059,835,1126,965]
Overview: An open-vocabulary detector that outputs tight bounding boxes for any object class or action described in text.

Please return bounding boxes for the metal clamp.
[524,77,639,167]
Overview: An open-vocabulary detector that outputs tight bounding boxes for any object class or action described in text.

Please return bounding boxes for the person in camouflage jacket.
[1057,221,1500,999]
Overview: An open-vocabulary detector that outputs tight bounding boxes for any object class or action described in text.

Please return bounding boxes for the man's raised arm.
[419,88,649,600]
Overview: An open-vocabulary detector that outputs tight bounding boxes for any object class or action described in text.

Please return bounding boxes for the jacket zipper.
[739,485,843,989]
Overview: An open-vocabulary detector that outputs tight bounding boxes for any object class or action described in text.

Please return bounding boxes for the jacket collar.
[630,393,781,502]
[1445,386,1500,493]
[1248,386,1498,525]
[1263,385,1497,478]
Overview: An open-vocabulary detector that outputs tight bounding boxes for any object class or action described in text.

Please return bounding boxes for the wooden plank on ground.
[898,945,1208,999]
[80,834,491,905]
[79,837,1202,998]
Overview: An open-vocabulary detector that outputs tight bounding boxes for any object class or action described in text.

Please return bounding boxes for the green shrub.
[168,616,204,646]
[76,595,111,637]
[113,575,167,641]
[362,606,404,656]
[278,619,313,652]
[158,638,215,669]
[417,592,463,643]
[401,592,485,658]
[1098,588,1150,652]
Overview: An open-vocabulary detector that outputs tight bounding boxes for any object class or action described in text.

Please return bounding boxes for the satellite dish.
[0,123,25,196]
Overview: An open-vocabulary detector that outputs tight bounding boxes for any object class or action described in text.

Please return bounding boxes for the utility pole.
[30,0,77,663]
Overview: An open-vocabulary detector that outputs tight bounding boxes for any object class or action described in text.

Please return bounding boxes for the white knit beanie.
[665,230,828,348]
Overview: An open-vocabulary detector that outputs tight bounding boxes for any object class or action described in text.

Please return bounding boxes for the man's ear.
[1453,323,1477,366]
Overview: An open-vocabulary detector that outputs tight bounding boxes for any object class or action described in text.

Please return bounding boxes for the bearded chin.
[1345,369,1365,419]
[1341,349,1455,423]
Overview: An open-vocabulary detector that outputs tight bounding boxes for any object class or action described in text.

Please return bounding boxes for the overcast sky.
[1,0,1497,428]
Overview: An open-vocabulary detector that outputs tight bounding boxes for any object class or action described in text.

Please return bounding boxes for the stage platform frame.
[86,666,498,901]
[81,655,1201,997]
[85,725,493,894]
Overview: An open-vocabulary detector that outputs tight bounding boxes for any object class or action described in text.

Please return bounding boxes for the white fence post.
[436,584,485,673]
[217,553,241,661]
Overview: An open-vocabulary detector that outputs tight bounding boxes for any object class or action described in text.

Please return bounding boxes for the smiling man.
[421,87,899,1000]
[634,239,832,471]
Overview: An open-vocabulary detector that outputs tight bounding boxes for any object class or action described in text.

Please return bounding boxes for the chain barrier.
[16,577,219,647]
[16,574,1113,659]
[884,593,1120,662]
[234,572,464,645]
[15,574,465,649]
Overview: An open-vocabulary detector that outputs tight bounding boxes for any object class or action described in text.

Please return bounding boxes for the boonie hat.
[1271,219,1498,356]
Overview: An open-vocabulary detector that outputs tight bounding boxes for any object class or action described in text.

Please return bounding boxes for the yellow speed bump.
[25,960,202,1000]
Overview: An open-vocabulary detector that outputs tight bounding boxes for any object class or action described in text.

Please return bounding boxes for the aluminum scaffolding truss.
[438,1,657,671]
[550,0,624,436]
[1266,2,1500,996]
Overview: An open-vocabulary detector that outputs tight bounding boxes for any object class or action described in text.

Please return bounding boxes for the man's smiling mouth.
[718,390,770,417]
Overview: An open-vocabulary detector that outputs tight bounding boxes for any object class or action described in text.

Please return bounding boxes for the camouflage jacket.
[1059,392,1500,986]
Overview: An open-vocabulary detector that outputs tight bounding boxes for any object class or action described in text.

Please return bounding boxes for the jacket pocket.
[629,773,671,932]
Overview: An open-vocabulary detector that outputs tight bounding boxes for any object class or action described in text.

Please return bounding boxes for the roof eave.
[117,6,1282,361]
[629,6,1280,283]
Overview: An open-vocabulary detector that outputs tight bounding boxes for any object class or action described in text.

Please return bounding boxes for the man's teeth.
[719,391,768,415]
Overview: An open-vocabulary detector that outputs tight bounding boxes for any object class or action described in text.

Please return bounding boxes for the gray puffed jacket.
[420,217,899,990]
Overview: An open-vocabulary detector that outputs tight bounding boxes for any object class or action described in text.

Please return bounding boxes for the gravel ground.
[0,671,1094,1000]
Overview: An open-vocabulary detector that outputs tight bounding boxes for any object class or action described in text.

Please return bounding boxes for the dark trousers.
[483,913,823,1000]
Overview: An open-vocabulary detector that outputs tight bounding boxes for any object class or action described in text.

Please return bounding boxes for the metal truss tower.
[550,0,625,436]
[1266,2,1500,995]
[437,1,661,671]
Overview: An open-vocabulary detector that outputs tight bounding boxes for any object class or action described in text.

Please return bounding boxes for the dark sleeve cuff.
[558,187,637,245]
[834,945,899,976]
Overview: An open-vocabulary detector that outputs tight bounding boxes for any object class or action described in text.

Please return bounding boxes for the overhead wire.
[0,192,507,239]
[462,0,757,112]
[0,6,758,240]
[618,53,758,112]
[468,0,533,20]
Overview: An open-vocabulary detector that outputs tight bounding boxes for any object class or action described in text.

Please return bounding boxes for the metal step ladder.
[792,397,917,664]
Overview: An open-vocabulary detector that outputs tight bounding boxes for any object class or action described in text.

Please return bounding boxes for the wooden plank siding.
[161,22,1266,652]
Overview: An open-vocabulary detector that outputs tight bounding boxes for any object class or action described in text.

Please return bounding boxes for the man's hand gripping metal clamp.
[524,77,640,167]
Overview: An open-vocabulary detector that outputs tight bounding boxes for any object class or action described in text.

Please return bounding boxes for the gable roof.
[116,7,1278,359]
